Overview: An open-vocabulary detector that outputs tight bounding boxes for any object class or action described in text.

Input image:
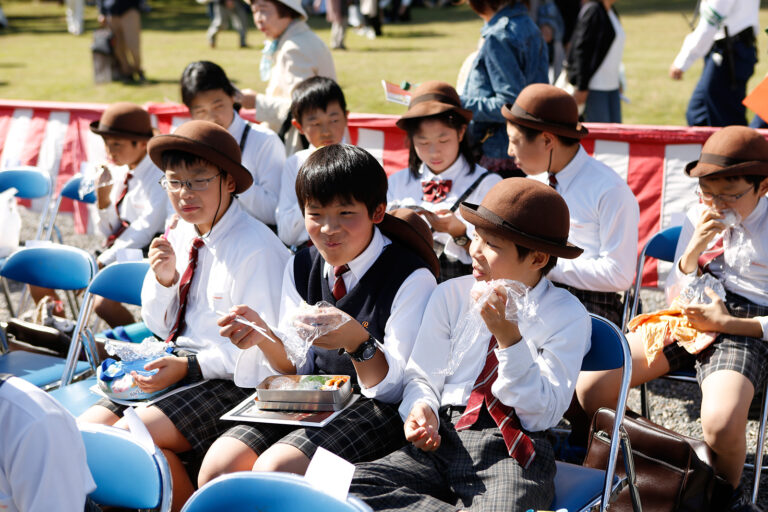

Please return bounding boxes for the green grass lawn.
[1,0,767,125]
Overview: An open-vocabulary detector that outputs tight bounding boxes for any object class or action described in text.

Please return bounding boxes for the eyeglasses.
[159,173,222,192]
[695,186,753,204]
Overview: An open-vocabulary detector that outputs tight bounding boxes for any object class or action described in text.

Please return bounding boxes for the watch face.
[361,343,377,361]
[454,235,470,247]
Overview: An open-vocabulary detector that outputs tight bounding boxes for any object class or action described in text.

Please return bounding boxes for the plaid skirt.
[554,282,624,327]
[438,253,472,283]
[663,292,768,390]
[95,379,253,454]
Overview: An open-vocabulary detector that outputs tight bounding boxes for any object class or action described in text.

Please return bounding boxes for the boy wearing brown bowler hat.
[350,178,591,511]
[578,126,768,511]
[80,120,290,509]
[503,84,639,328]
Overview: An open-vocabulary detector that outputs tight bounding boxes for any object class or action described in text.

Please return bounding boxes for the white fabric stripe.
[1,108,33,169]
[471,363,498,390]
[30,110,69,212]
[592,139,630,181]
[507,430,523,455]
[498,414,511,429]
[487,397,499,410]
[355,128,385,167]
[522,451,535,469]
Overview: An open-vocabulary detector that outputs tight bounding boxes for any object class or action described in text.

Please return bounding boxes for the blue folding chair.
[551,315,639,512]
[51,260,151,415]
[0,244,95,389]
[181,472,372,512]
[42,173,97,243]
[79,423,172,512]
[0,166,55,317]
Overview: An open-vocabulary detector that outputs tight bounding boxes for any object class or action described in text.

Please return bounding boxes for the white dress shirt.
[0,376,96,512]
[672,0,759,72]
[276,146,314,247]
[228,112,285,226]
[141,200,290,381]
[94,154,168,266]
[235,227,437,403]
[531,146,639,292]
[387,156,501,264]
[668,197,768,340]
[399,275,591,432]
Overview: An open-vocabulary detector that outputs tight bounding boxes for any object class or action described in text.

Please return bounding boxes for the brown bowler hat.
[379,208,440,278]
[396,81,473,130]
[147,120,253,194]
[90,102,154,140]
[460,178,582,259]
[501,84,588,140]
[685,126,768,178]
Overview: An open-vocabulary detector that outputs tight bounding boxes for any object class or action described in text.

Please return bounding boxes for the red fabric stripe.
[0,107,15,159]
[626,142,666,287]
[19,110,50,168]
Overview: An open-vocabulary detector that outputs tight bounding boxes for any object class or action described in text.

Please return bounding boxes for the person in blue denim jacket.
[460,0,549,175]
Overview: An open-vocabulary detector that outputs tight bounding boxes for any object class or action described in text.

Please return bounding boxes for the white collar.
[197,198,244,246]
[227,111,247,140]
[550,146,588,191]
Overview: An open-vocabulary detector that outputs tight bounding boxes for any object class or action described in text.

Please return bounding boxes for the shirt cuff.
[757,316,768,342]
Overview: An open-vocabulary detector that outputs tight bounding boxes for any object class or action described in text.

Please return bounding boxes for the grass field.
[0,0,767,125]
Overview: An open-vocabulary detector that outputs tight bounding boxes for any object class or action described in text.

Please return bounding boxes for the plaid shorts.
[95,379,253,454]
[438,254,472,283]
[554,282,624,327]
[663,292,768,390]
[275,397,406,463]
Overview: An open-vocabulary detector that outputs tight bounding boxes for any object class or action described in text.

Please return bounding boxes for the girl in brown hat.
[388,81,502,282]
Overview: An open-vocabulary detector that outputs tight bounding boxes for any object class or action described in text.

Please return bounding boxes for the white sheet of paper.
[304,446,355,502]
[122,406,157,454]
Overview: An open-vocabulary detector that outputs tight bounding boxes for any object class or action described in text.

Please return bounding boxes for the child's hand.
[479,285,522,349]
[404,402,441,451]
[683,287,731,333]
[422,209,465,238]
[148,237,178,288]
[95,165,113,209]
[131,356,188,393]
[218,305,274,350]
[296,308,369,353]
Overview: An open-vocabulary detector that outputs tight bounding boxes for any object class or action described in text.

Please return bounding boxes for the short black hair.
[516,244,558,276]
[180,61,237,108]
[290,76,347,124]
[512,122,581,148]
[295,144,387,217]
[398,110,478,180]
[160,149,219,173]
[719,174,767,192]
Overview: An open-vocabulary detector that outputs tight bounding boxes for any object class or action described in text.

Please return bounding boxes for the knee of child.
[576,371,620,416]
[700,405,747,452]
[92,295,109,316]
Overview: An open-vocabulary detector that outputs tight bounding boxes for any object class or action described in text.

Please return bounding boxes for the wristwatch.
[343,335,379,362]
[452,234,470,247]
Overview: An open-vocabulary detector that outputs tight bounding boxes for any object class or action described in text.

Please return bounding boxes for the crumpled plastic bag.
[279,301,352,368]
[676,272,726,307]
[105,338,172,362]
[710,208,754,275]
[98,339,175,400]
[437,279,538,375]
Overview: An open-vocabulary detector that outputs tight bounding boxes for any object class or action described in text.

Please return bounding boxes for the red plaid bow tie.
[165,237,205,343]
[421,179,453,203]
[454,336,536,468]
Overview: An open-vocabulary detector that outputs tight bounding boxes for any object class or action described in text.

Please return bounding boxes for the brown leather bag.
[584,408,717,512]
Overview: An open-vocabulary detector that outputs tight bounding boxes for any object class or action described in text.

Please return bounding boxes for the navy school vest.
[293,242,429,381]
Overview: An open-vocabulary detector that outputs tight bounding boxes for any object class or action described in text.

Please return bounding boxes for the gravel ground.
[5,207,768,509]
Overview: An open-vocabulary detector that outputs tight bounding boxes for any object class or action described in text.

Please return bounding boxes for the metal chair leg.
[640,383,650,420]
[1,277,15,318]
[751,382,768,503]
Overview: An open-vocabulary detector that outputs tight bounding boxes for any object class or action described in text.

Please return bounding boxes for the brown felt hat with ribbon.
[460,178,583,259]
[379,208,440,279]
[90,102,154,140]
[147,120,253,194]
[501,84,588,140]
[396,81,473,130]
[685,126,768,178]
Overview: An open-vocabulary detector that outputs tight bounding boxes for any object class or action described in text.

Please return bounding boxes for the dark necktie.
[454,336,536,468]
[332,265,350,301]
[547,173,558,190]
[165,237,205,343]
[114,170,133,213]
[697,236,725,273]
[104,171,134,248]
[421,179,453,203]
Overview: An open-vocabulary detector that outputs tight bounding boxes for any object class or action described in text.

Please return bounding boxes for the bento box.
[254,375,353,412]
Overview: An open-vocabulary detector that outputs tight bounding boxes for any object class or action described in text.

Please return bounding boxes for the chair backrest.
[0,244,96,290]
[0,167,51,199]
[43,173,96,241]
[181,472,373,512]
[79,423,171,511]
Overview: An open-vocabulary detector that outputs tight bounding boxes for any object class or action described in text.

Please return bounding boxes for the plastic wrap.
[104,338,173,362]
[437,279,538,375]
[280,301,352,367]
[98,340,175,400]
[676,273,726,307]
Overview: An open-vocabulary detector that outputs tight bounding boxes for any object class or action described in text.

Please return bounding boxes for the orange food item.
[324,376,350,389]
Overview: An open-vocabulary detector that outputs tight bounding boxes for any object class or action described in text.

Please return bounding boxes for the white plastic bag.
[0,187,21,258]
[280,301,352,367]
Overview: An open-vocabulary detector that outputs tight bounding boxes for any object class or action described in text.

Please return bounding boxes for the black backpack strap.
[449,171,494,213]
[239,122,252,152]
[292,247,314,302]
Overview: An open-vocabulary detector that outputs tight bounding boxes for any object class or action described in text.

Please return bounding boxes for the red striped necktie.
[332,264,350,301]
[454,336,536,468]
[547,173,558,190]
[165,237,205,343]
[697,236,724,273]
[104,171,133,248]
[114,170,133,213]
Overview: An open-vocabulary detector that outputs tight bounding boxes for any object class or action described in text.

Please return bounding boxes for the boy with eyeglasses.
[577,126,768,511]
[79,120,290,509]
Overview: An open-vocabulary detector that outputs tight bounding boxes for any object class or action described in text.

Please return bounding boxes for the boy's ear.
[529,250,550,272]
[371,203,386,224]
[758,177,768,196]
[457,124,467,143]
[541,131,555,151]
[223,172,237,194]
[291,118,305,135]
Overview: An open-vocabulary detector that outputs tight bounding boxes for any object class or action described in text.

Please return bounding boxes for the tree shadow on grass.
[0,63,25,69]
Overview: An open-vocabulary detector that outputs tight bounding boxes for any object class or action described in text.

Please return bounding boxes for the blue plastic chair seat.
[0,351,89,387]
[49,377,100,416]
[551,462,606,511]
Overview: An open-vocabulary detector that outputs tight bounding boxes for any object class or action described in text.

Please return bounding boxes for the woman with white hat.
[239,0,336,155]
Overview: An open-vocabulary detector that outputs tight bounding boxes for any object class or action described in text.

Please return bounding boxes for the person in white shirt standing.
[79,120,290,510]
[669,0,759,128]
[181,61,286,230]
[349,178,591,511]
[0,374,97,512]
[504,84,638,326]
